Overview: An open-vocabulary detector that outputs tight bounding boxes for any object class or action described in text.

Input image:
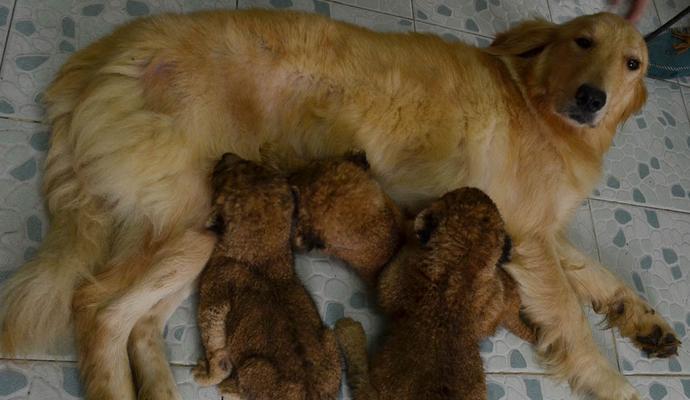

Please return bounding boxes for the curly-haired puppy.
[193,152,402,399]
[335,187,536,400]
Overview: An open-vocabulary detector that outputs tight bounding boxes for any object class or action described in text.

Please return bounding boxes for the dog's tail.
[334,318,378,400]
[0,115,112,355]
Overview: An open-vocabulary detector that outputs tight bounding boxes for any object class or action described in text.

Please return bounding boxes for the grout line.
[409,0,416,31]
[326,0,413,20]
[588,196,690,216]
[610,329,624,373]
[679,84,690,124]
[0,357,76,363]
[544,0,554,23]
[0,0,18,76]
[586,199,603,263]
[413,19,495,39]
[650,0,663,25]
[170,361,197,367]
[0,114,45,125]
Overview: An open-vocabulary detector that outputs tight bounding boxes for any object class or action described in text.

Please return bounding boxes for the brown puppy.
[193,152,402,399]
[336,188,535,400]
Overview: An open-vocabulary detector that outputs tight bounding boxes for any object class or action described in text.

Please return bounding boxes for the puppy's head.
[488,13,647,129]
[289,151,403,282]
[210,153,294,262]
[413,187,511,285]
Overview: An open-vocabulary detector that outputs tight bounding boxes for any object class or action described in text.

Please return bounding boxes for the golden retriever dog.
[0,9,679,400]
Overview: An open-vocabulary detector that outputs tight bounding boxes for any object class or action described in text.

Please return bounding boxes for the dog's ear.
[487,19,557,58]
[414,208,439,246]
[344,150,370,171]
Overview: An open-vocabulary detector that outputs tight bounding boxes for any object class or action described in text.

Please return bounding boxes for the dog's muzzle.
[565,84,607,126]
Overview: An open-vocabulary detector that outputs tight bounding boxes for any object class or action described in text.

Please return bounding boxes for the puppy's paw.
[334,318,366,346]
[192,359,209,384]
[193,352,232,386]
[218,377,241,398]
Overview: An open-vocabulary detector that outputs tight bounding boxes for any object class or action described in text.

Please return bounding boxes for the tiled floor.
[0,0,689,399]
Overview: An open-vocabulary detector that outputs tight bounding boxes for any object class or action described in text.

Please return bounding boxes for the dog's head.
[289,152,403,281]
[488,13,647,129]
[210,153,295,262]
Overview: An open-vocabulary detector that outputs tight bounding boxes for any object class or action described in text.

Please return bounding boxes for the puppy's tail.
[334,318,378,400]
[0,133,112,355]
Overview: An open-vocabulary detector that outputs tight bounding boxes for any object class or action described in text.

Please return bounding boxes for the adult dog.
[0,9,679,400]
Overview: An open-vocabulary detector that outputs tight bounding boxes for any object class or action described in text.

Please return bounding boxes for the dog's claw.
[634,325,681,358]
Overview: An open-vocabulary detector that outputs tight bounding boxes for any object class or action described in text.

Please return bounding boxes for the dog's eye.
[627,58,640,71]
[574,37,593,49]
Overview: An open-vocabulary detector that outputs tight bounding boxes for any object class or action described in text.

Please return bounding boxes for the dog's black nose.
[575,84,607,113]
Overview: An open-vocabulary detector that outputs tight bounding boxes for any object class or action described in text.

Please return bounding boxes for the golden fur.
[193,153,401,399]
[335,188,537,400]
[0,9,679,400]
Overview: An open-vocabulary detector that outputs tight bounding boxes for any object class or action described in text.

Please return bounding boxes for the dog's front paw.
[634,324,681,358]
[605,295,681,358]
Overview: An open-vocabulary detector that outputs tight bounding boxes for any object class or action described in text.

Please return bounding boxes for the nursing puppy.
[0,10,677,400]
[193,152,401,399]
[336,188,535,400]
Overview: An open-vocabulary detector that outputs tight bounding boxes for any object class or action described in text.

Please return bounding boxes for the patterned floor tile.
[0,360,221,400]
[548,0,661,34]
[412,0,550,37]
[0,118,47,288]
[0,0,14,64]
[630,375,690,399]
[594,79,690,212]
[654,0,690,32]
[591,199,690,374]
[487,374,690,399]
[0,0,235,121]
[485,374,575,399]
[239,0,414,31]
[414,21,493,47]
[335,0,412,18]
[165,294,203,365]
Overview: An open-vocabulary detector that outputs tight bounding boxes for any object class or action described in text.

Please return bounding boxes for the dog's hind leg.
[128,285,196,400]
[0,186,112,355]
[192,259,234,387]
[557,237,681,358]
[507,236,640,400]
[73,230,216,400]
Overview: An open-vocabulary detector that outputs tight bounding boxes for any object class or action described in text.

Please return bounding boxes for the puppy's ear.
[487,19,557,58]
[414,208,439,246]
[219,152,244,167]
[344,150,370,171]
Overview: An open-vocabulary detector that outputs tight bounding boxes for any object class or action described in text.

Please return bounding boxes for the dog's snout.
[575,84,607,113]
